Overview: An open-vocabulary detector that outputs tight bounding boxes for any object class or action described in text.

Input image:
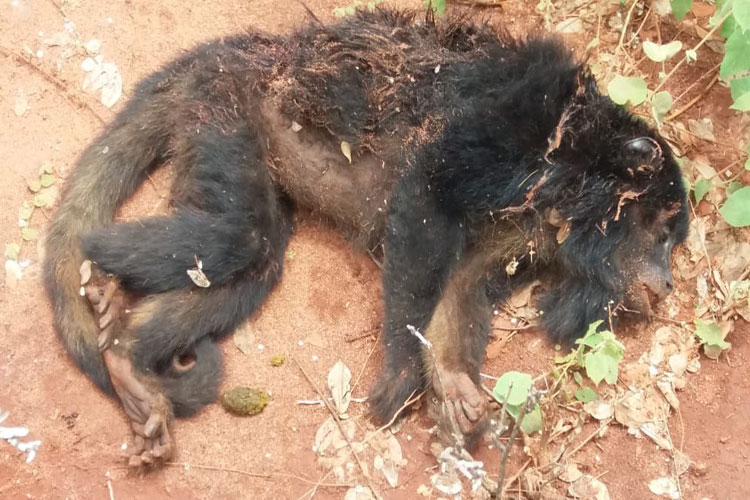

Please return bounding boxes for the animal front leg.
[370,173,464,423]
[423,251,491,448]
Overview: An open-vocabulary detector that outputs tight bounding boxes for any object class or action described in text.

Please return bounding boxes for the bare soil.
[1,1,748,499]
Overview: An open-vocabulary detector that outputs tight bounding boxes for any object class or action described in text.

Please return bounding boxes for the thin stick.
[163,462,351,487]
[500,458,532,497]
[561,421,609,462]
[616,0,639,55]
[0,46,106,125]
[627,4,651,46]
[666,72,719,122]
[106,474,115,500]
[292,357,381,499]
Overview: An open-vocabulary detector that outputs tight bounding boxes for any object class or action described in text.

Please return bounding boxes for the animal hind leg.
[82,194,293,467]
[82,122,277,294]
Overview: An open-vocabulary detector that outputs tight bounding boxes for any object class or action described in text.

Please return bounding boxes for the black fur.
[45,9,688,431]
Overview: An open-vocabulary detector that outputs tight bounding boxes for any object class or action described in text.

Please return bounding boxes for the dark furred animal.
[44,9,688,465]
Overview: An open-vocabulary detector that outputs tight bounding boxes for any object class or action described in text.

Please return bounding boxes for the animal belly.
[260,101,393,247]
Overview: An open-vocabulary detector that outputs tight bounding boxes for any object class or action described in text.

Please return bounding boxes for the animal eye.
[657,231,669,244]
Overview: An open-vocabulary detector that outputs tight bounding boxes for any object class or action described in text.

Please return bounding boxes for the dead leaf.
[233,323,255,355]
[688,118,715,142]
[568,475,610,500]
[558,463,583,483]
[327,361,352,416]
[509,279,541,308]
[81,56,122,108]
[187,267,211,287]
[648,477,679,498]
[344,486,376,500]
[340,141,352,163]
[584,399,614,420]
[14,90,29,116]
[430,471,461,496]
[5,260,22,288]
[555,18,583,34]
[685,217,706,263]
[380,434,404,487]
[313,416,338,454]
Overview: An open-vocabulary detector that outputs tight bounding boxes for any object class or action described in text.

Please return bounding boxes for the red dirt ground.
[1,1,748,499]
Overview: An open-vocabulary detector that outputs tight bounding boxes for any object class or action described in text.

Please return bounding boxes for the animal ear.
[624,137,661,159]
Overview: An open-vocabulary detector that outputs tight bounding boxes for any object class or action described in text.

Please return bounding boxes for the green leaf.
[33,187,57,208]
[586,37,600,50]
[736,0,750,30]
[685,49,698,63]
[573,371,584,386]
[504,403,544,434]
[720,29,750,78]
[643,41,683,62]
[671,0,693,21]
[607,76,647,106]
[578,332,603,348]
[493,371,532,406]
[18,201,33,221]
[40,173,56,187]
[27,178,41,193]
[584,350,620,385]
[731,91,750,111]
[574,387,597,403]
[426,0,445,15]
[711,0,735,31]
[520,404,543,434]
[694,319,731,349]
[720,187,750,226]
[693,178,711,203]
[555,350,576,364]
[5,243,20,260]
[652,90,673,125]
[727,181,742,196]
[730,76,750,102]
[21,227,38,241]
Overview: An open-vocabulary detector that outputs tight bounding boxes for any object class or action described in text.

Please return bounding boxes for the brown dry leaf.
[558,463,583,483]
[509,280,541,308]
[380,434,404,487]
[568,475,610,500]
[648,477,679,498]
[583,399,614,420]
[14,90,29,117]
[187,267,211,288]
[233,323,255,355]
[340,141,352,163]
[718,242,750,282]
[327,360,352,417]
[556,222,571,244]
[688,118,715,142]
[344,486,376,500]
[5,260,22,288]
[691,1,715,17]
[685,217,707,263]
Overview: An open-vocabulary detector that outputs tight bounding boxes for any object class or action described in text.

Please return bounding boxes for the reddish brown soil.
[1,1,748,499]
